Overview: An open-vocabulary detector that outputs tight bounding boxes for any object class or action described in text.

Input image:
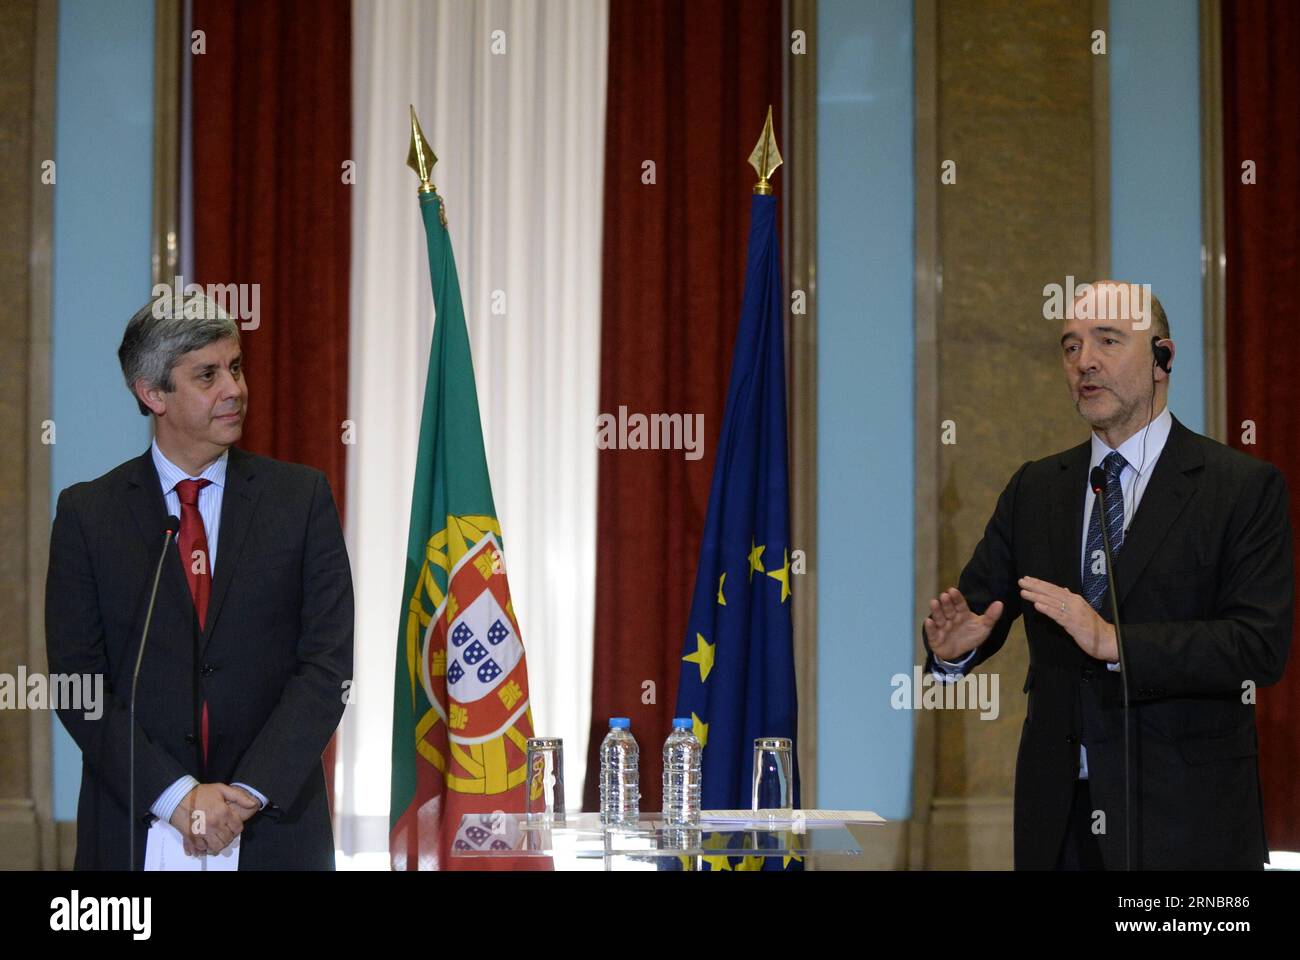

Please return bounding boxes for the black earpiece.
[1151,336,1172,374]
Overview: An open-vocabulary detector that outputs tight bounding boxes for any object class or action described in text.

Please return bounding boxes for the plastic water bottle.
[598,718,640,826]
[662,717,702,825]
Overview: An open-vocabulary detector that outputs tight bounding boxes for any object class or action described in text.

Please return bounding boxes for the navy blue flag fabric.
[673,193,800,868]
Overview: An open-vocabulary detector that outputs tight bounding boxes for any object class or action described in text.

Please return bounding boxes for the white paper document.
[143,819,241,871]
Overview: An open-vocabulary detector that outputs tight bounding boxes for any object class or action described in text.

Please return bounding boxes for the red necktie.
[176,478,212,768]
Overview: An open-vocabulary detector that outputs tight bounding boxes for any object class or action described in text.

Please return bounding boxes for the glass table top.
[450,810,883,865]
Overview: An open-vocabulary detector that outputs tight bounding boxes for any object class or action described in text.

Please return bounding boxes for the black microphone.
[129,515,180,870]
[1090,467,1133,871]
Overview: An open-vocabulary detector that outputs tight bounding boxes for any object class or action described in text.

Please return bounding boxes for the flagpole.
[408,105,449,228]
[749,104,783,194]
[407,104,437,195]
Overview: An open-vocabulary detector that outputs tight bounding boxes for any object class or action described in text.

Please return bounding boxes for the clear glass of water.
[525,736,565,823]
[751,737,793,810]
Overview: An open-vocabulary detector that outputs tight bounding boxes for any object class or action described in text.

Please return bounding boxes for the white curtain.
[340,0,607,861]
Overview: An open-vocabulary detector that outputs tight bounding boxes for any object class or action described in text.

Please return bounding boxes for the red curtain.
[584,0,783,813]
[191,0,351,807]
[1222,0,1300,852]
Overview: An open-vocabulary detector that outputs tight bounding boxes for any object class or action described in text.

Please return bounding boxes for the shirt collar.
[1089,404,1173,479]
[151,438,229,496]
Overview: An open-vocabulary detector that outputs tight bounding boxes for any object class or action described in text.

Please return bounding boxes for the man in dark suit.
[46,292,354,870]
[922,282,1292,870]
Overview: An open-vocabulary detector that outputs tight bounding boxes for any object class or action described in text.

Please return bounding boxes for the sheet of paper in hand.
[143,819,241,871]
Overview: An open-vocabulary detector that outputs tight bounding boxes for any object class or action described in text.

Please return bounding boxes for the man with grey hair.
[46,291,354,870]
[921,281,1292,870]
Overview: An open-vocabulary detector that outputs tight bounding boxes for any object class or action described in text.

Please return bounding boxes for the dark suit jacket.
[923,415,1292,869]
[46,446,354,870]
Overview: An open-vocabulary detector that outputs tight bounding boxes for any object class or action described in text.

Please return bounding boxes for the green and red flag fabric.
[389,177,542,870]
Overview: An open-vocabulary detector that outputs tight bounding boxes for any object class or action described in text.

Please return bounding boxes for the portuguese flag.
[389,184,540,870]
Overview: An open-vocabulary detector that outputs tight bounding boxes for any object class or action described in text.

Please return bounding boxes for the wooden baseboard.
[56,819,77,869]
[813,802,1013,870]
[924,798,1014,870]
[0,801,40,869]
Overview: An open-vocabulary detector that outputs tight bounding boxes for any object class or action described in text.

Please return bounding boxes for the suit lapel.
[201,447,261,655]
[1048,440,1091,594]
[125,449,194,618]
[1114,415,1202,606]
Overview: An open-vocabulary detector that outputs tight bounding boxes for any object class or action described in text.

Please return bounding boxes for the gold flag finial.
[406,104,438,195]
[748,105,783,195]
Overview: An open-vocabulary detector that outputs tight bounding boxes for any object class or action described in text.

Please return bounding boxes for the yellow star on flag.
[701,833,734,871]
[691,712,709,747]
[717,572,727,606]
[748,538,766,581]
[765,549,791,603]
[682,633,715,683]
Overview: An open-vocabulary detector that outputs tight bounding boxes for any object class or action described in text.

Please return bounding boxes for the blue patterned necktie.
[1082,451,1128,611]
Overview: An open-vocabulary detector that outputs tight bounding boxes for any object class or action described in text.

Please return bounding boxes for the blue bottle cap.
[672,718,692,729]
[608,717,631,729]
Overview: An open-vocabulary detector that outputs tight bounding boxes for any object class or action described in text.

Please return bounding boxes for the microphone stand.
[1092,471,1132,872]
[129,521,178,870]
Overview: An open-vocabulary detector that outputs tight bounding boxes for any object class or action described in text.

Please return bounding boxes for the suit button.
[200,664,215,677]
[184,733,198,745]
[1081,668,1094,682]
[1065,734,1077,745]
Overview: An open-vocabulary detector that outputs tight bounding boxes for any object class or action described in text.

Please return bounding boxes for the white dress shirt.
[933,406,1174,780]
[147,440,268,825]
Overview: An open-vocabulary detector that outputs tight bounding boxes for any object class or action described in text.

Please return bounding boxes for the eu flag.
[673,187,800,858]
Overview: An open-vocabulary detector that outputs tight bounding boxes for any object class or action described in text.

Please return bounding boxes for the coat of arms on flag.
[415,528,532,793]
